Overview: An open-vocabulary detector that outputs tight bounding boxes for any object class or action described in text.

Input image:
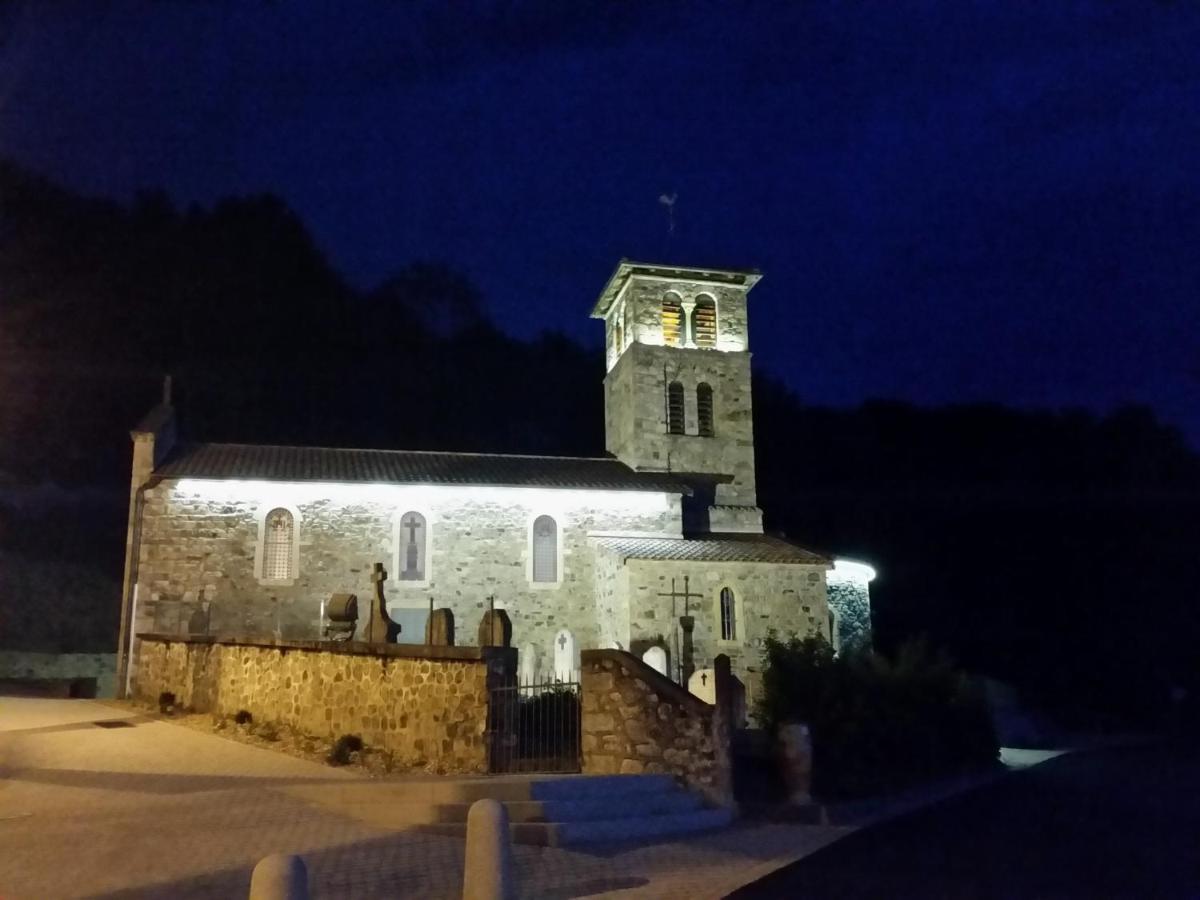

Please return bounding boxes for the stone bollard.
[777,722,814,805]
[249,854,309,900]
[462,799,516,900]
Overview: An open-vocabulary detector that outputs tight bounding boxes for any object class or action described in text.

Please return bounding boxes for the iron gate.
[488,675,581,774]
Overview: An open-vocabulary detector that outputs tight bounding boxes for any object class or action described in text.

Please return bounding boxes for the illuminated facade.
[117,261,871,700]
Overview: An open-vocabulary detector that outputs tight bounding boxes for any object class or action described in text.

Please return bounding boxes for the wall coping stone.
[580,648,713,717]
[137,632,515,665]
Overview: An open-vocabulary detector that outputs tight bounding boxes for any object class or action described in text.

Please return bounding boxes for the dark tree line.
[2,159,1198,721]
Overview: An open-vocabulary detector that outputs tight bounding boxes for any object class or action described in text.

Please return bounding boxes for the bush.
[757,634,998,798]
[328,734,364,766]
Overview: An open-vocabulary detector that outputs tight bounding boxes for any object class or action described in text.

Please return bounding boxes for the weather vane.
[658,192,678,235]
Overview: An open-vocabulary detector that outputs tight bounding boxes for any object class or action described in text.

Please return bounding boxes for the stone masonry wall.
[134,634,514,773]
[826,572,873,652]
[132,481,681,678]
[580,649,732,807]
[604,342,758,508]
[620,557,830,711]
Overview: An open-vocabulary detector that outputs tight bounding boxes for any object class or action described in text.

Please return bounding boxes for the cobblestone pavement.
[0,698,850,899]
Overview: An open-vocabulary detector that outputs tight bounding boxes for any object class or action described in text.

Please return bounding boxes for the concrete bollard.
[462,798,516,900]
[249,853,309,900]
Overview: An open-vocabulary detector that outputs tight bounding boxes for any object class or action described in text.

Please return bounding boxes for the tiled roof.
[154,442,689,494]
[594,533,831,565]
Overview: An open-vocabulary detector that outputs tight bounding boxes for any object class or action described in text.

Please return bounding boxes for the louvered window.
[262,508,294,581]
[532,515,558,583]
[662,294,683,346]
[667,381,685,434]
[720,587,737,641]
[692,295,717,348]
[697,382,714,436]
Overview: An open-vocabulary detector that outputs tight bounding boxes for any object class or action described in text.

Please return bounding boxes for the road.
[0,697,847,899]
[729,742,1200,899]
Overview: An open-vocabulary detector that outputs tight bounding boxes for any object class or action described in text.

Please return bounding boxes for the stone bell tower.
[591,261,764,533]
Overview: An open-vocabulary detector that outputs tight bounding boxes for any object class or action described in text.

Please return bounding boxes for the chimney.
[130,374,177,489]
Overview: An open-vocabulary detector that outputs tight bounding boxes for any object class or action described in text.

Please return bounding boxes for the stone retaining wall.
[580,648,733,807]
[0,651,117,697]
[134,634,514,773]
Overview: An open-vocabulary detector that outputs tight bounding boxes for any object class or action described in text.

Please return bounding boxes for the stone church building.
[117,261,872,701]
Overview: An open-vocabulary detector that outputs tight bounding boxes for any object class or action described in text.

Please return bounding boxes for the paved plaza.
[0,698,851,899]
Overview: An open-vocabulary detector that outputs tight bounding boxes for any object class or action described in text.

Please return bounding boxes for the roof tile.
[155,442,688,494]
[594,534,830,565]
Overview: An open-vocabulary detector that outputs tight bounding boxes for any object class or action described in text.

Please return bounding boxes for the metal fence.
[488,673,581,774]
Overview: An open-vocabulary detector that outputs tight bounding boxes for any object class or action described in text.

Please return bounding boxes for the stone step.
[419,806,734,846]
[284,773,676,807]
[424,789,705,824]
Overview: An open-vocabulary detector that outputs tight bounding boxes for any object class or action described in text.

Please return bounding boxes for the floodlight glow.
[172,479,678,517]
[831,559,877,583]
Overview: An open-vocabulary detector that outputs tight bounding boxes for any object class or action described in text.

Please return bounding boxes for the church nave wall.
[620,558,830,707]
[131,479,682,665]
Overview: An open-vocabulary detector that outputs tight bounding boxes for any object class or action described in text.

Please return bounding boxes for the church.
[116,261,873,702]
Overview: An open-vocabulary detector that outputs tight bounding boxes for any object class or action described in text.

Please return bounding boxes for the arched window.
[262,508,295,581]
[697,382,714,436]
[613,311,624,357]
[532,515,558,583]
[692,294,717,348]
[662,293,683,346]
[397,511,427,581]
[719,587,737,641]
[667,381,685,434]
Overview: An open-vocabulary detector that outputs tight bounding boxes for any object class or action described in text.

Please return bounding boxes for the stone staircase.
[284,773,732,846]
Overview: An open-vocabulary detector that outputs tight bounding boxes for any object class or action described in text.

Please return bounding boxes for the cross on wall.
[402,515,421,544]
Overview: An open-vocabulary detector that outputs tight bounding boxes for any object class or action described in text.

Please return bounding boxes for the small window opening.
[662,294,683,346]
[697,382,714,436]
[720,587,737,641]
[532,515,558,583]
[667,381,685,434]
[262,508,294,581]
[692,295,717,348]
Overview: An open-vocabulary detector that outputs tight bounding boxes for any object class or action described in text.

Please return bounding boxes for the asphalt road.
[728,742,1200,900]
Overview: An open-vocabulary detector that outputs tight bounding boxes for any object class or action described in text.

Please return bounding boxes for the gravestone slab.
[552,628,578,682]
[688,667,716,705]
[425,608,455,646]
[478,609,512,648]
[642,646,668,677]
[519,643,540,684]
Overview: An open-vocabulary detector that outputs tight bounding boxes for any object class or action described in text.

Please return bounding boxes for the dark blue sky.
[2,2,1197,445]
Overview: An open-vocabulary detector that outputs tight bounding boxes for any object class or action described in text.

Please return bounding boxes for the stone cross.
[642,645,668,677]
[657,575,704,684]
[552,628,577,682]
[363,562,402,644]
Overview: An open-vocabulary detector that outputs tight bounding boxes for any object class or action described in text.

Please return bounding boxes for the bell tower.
[592,261,763,533]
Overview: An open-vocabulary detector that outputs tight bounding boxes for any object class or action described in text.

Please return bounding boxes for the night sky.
[2,2,1197,446]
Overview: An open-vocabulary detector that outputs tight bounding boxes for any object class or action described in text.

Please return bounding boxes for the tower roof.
[590,259,762,318]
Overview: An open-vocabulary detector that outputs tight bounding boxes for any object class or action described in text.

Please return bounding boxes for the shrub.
[757,633,998,798]
[328,734,364,766]
[234,710,253,726]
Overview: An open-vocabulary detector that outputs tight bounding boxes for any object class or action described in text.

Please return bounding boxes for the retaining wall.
[134,634,515,773]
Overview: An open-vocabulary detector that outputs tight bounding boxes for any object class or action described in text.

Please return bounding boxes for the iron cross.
[657,575,704,617]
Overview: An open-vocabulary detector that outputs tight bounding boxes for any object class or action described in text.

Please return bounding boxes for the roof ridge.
[185,441,621,465]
